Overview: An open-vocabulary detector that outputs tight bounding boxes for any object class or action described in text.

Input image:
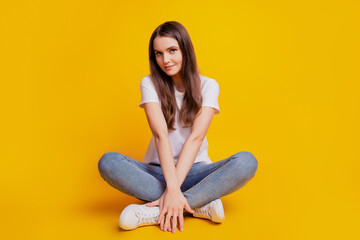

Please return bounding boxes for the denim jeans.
[98,151,258,209]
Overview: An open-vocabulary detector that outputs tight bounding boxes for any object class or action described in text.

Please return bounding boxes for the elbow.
[152,126,169,140]
[188,134,205,143]
[153,132,168,141]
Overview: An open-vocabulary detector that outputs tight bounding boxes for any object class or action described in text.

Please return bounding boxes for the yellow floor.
[2,147,359,239]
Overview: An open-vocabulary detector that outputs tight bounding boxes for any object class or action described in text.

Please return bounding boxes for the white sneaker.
[119,204,160,230]
[193,199,225,223]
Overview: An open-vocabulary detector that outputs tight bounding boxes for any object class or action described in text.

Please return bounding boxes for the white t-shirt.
[139,74,220,165]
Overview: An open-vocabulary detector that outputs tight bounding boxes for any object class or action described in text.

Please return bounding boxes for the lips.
[165,65,174,70]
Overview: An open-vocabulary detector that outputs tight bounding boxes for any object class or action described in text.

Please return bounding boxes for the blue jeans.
[98,151,258,208]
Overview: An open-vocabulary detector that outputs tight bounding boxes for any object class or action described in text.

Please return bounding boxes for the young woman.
[98,21,258,233]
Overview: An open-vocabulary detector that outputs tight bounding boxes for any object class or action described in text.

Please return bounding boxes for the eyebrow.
[154,46,178,52]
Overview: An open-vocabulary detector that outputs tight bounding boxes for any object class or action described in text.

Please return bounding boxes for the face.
[153,36,183,79]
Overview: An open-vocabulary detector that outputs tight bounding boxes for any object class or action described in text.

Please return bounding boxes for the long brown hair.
[148,21,202,131]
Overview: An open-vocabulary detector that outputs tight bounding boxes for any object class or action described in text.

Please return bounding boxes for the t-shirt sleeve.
[139,76,161,108]
[202,78,220,114]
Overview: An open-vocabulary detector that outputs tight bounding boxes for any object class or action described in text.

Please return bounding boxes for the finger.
[165,214,172,232]
[178,211,184,231]
[158,213,162,224]
[158,199,164,222]
[172,213,178,233]
[185,202,195,214]
[146,200,159,207]
[159,213,166,230]
[164,211,172,232]
[162,213,168,232]
[160,213,165,231]
[158,209,165,228]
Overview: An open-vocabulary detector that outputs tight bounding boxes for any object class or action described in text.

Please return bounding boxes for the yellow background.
[1,0,359,239]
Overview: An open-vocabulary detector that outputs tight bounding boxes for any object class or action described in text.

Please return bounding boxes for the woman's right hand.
[146,186,194,233]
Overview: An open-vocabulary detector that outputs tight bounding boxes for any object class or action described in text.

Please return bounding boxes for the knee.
[232,151,258,177]
[98,152,124,176]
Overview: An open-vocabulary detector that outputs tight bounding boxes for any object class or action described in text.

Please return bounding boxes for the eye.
[155,52,162,56]
[170,49,177,52]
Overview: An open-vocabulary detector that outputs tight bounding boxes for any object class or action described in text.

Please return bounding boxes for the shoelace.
[136,211,159,225]
[194,205,211,218]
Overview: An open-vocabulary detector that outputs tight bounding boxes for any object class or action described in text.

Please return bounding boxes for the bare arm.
[175,106,216,186]
[143,102,193,233]
[143,102,179,189]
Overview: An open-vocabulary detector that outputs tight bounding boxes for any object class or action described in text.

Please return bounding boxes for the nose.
[163,53,170,63]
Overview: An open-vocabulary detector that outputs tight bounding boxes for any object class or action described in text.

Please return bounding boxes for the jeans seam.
[186,163,224,177]
[121,154,163,176]
[183,155,236,195]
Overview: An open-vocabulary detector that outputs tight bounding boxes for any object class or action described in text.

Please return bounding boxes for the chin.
[164,71,177,77]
